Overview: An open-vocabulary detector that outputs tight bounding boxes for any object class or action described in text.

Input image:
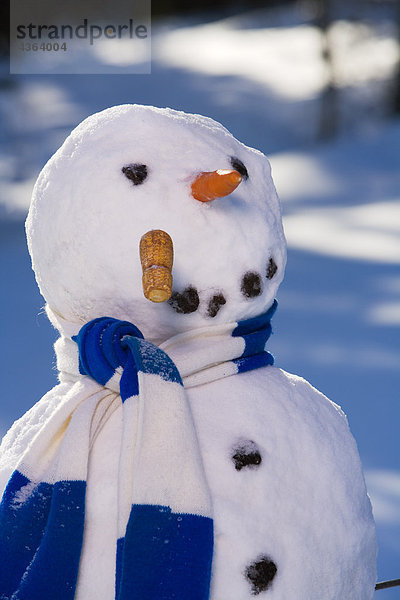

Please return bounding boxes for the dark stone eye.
[122,163,148,185]
[168,286,199,314]
[266,258,277,280]
[241,272,262,298]
[245,556,277,594]
[232,440,262,471]
[230,157,248,180]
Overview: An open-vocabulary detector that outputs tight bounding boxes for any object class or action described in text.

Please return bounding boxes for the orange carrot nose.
[191,169,242,203]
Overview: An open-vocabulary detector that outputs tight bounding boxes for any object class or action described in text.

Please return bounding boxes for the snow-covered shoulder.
[246,364,370,499]
[0,381,75,495]
[273,366,351,436]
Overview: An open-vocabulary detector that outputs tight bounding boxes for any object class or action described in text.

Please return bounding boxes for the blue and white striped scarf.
[0,301,277,600]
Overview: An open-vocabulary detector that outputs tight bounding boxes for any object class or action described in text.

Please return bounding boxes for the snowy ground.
[1,5,399,595]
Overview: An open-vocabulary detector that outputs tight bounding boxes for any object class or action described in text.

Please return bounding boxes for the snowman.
[0,105,377,600]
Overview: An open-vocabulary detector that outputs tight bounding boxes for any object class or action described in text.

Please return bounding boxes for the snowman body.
[0,104,377,599]
[84,368,377,600]
[0,365,376,599]
[190,368,376,599]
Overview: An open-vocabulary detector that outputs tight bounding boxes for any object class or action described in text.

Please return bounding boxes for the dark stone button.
[245,556,277,594]
[232,440,262,471]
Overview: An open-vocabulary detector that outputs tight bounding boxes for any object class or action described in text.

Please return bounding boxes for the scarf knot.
[73,317,182,402]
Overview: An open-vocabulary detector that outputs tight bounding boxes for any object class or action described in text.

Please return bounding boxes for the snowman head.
[26,105,286,343]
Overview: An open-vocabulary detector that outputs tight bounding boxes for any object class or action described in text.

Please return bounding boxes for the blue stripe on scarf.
[0,471,50,598]
[123,337,182,386]
[233,351,274,374]
[232,300,277,338]
[115,537,125,600]
[232,300,277,369]
[0,471,85,600]
[116,505,213,600]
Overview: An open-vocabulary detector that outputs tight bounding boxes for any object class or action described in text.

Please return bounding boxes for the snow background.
[1,3,399,595]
